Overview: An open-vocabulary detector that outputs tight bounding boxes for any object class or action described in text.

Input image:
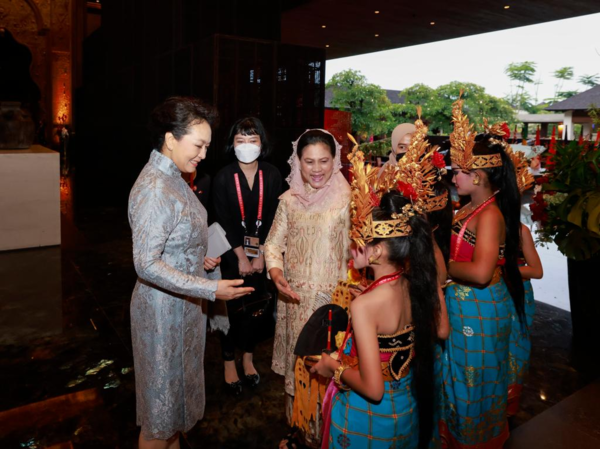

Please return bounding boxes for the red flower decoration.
[369,187,381,207]
[530,192,548,224]
[397,181,418,201]
[500,123,511,140]
[536,175,549,185]
[432,151,446,169]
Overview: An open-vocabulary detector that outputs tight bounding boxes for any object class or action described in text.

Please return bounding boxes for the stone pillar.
[563,110,574,140]
[582,122,592,140]
[50,0,72,130]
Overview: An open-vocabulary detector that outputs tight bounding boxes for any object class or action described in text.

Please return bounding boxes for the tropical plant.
[531,141,600,260]
[552,66,575,101]
[326,69,394,140]
[394,82,514,134]
[579,73,599,88]
[505,61,537,110]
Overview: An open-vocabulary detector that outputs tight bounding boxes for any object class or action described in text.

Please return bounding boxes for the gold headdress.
[349,108,448,246]
[398,108,449,213]
[481,117,533,192]
[450,94,503,170]
[507,146,535,193]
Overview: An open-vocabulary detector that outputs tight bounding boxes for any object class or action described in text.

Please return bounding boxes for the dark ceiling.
[281,0,600,60]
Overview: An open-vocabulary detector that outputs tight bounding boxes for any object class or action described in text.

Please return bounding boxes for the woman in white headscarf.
[265,129,350,448]
[379,123,416,174]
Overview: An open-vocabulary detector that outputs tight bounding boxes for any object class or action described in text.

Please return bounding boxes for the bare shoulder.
[479,204,503,221]
[350,288,386,315]
[351,282,401,312]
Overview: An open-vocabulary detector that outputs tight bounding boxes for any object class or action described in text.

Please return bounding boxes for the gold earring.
[473,175,480,186]
[368,256,380,265]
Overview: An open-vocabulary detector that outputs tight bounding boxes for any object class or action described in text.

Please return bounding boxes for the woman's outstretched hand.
[216,279,254,300]
[270,268,300,301]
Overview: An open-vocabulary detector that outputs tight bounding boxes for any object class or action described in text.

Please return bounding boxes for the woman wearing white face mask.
[213,117,283,395]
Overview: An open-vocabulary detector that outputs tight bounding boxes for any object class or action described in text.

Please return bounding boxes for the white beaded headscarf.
[389,123,417,165]
[286,129,350,210]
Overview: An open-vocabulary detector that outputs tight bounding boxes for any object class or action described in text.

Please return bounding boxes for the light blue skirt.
[440,280,512,448]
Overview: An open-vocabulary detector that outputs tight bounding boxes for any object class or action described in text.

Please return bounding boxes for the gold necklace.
[452,190,499,224]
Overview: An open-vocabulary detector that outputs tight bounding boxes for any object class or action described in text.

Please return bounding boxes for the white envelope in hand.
[207,223,232,258]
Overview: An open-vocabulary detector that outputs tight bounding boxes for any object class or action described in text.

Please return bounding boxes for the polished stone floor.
[0,182,598,448]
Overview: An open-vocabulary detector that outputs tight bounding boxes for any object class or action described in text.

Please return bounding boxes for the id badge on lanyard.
[234,170,263,258]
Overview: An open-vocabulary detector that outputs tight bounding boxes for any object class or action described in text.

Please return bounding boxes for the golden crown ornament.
[450,93,503,170]
[348,108,448,247]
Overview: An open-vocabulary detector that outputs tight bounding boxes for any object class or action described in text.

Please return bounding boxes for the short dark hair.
[225,117,270,159]
[148,96,218,150]
[296,130,336,159]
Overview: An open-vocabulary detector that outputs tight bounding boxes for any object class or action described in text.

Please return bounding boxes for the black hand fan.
[294,304,349,357]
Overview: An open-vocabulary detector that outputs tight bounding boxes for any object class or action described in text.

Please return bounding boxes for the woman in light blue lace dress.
[129,97,253,449]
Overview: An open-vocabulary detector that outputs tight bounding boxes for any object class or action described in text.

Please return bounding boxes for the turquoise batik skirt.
[440,280,512,449]
[507,280,535,415]
[328,339,419,449]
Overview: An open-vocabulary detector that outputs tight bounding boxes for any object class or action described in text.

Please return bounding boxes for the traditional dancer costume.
[505,147,537,416]
[327,273,418,449]
[322,115,448,449]
[439,100,517,448]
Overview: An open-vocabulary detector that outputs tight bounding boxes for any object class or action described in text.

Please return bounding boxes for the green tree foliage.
[552,66,575,101]
[579,74,599,88]
[505,61,537,110]
[556,90,579,100]
[326,69,394,139]
[394,82,515,134]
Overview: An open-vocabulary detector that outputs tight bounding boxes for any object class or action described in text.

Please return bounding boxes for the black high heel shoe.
[244,372,260,388]
[224,379,243,396]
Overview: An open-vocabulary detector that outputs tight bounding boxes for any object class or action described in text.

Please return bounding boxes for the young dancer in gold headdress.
[439,96,525,449]
[312,118,450,449]
[504,146,543,416]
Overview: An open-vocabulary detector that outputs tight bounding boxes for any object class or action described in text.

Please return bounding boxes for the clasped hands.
[238,254,264,277]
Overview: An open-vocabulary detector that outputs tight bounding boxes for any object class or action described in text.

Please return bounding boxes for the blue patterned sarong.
[328,337,419,449]
[507,280,534,415]
[440,280,512,448]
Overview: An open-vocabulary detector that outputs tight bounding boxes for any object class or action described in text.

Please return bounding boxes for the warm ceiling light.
[504,5,510,9]
[375,34,379,37]
[321,25,326,28]
[374,10,380,14]
[325,44,330,48]
[430,21,435,25]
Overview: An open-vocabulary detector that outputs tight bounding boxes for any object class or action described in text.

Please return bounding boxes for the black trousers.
[220,271,271,361]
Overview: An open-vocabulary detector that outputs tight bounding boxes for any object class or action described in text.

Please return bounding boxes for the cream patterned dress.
[265,188,350,396]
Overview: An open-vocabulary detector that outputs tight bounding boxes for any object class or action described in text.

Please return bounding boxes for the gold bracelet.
[333,363,350,390]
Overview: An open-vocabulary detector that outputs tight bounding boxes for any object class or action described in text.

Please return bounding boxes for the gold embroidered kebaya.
[450,95,503,170]
[349,109,448,246]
